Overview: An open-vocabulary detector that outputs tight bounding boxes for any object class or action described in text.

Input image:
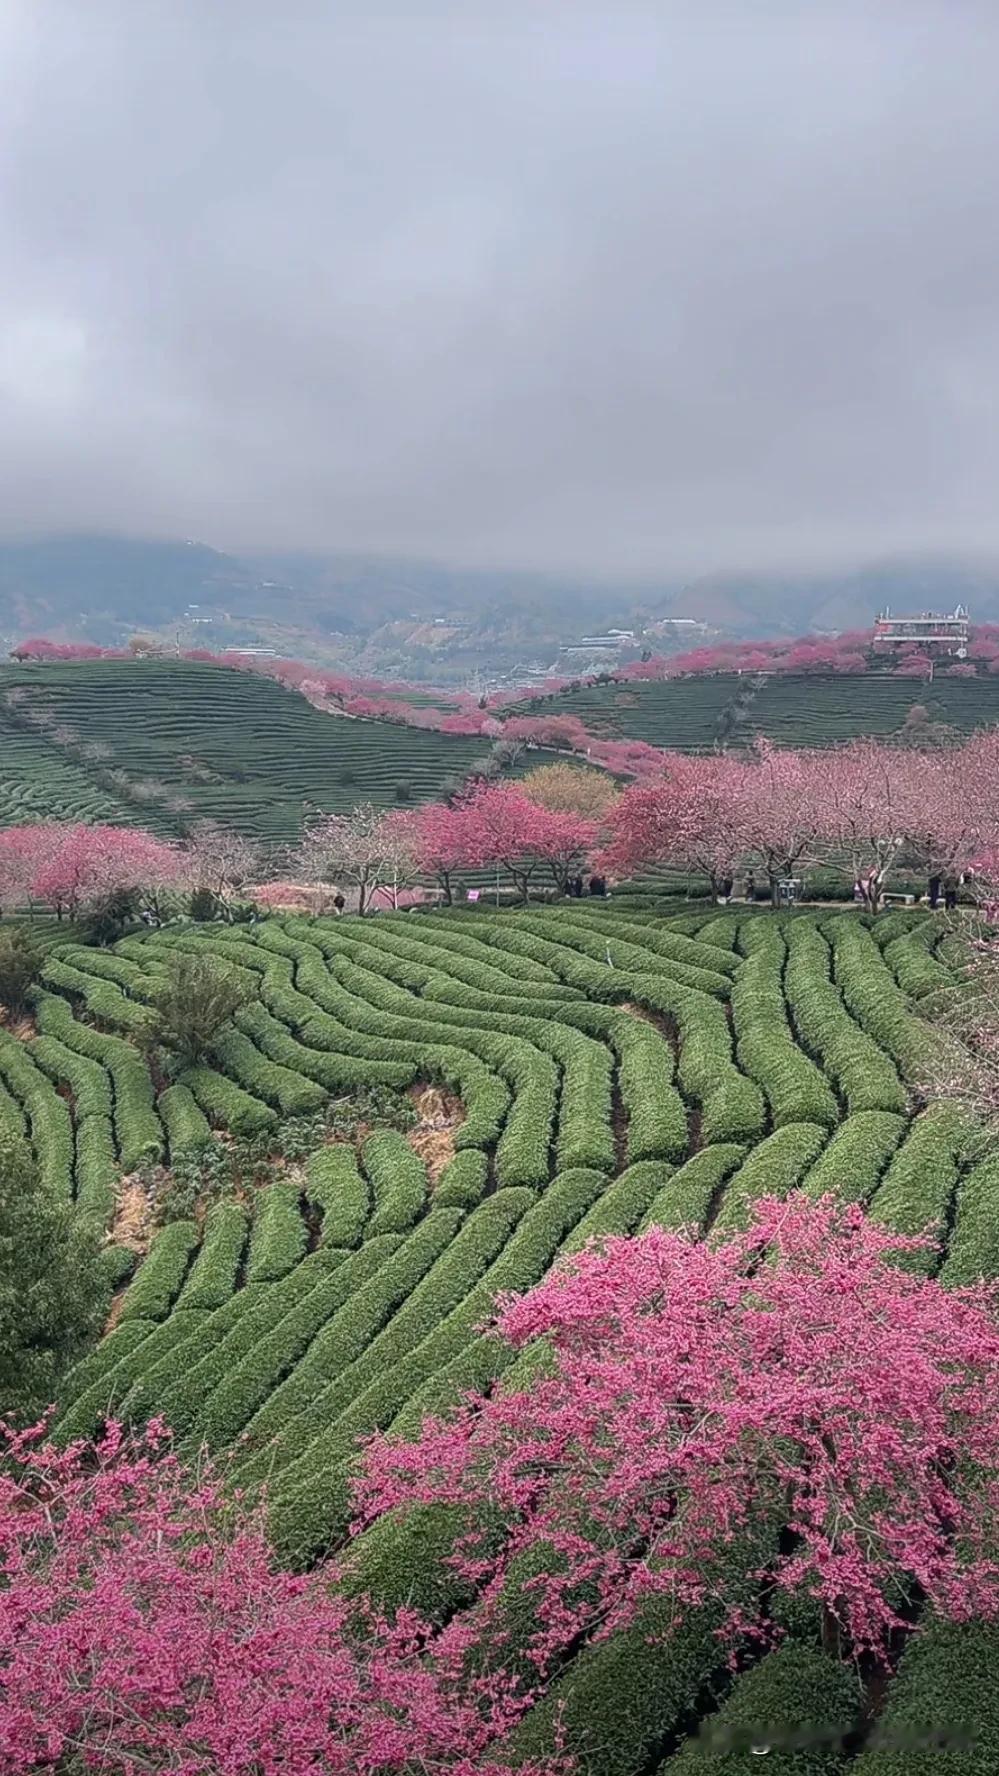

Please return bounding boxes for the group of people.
[567,875,608,898]
[927,873,963,911]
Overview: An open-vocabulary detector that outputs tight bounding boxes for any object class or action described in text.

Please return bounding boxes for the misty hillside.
[1,535,998,669]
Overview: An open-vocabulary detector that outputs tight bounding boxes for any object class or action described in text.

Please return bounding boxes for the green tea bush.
[158,1082,214,1158]
[244,1180,308,1284]
[174,1200,249,1310]
[434,1147,489,1209]
[118,1220,200,1323]
[801,1110,908,1207]
[304,1143,369,1245]
[713,1123,829,1233]
[179,1065,277,1134]
[868,1103,972,1272]
[940,1153,999,1286]
[784,921,908,1115]
[640,1143,748,1233]
[852,1619,999,1773]
[362,1130,429,1236]
[674,1641,860,1770]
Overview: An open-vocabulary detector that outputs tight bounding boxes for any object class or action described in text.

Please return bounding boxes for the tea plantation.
[518,670,999,751]
[0,660,508,841]
[4,894,992,1770]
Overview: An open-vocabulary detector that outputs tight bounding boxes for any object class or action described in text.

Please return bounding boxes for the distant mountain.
[0,535,271,645]
[2,534,998,672]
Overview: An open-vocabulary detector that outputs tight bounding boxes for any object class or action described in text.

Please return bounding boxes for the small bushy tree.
[147,953,250,1067]
[0,1130,109,1419]
[520,759,620,819]
[0,928,42,1016]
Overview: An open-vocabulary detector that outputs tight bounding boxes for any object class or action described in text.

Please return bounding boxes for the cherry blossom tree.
[406,800,471,904]
[296,804,419,915]
[360,1195,999,1673]
[0,824,182,920]
[182,820,263,902]
[818,740,927,912]
[0,1419,542,1776]
[597,754,743,894]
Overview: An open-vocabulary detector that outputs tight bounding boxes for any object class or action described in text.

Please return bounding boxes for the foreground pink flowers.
[0,1419,542,1776]
[359,1197,999,1668]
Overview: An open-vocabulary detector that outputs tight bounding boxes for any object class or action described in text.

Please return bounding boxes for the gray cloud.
[1,0,999,577]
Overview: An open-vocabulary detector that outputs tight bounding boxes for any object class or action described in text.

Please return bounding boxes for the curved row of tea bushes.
[0,1026,74,1197]
[433,1147,489,1208]
[304,1143,370,1245]
[235,995,407,1094]
[34,991,163,1170]
[712,1122,829,1233]
[939,1153,999,1286]
[561,1159,672,1252]
[555,905,741,977]
[784,920,908,1115]
[210,1027,327,1117]
[118,1220,200,1323]
[30,1033,113,1120]
[639,1142,748,1234]
[0,1074,27,1135]
[882,930,953,1001]
[54,1308,213,1444]
[516,909,734,997]
[174,1200,250,1310]
[800,1110,908,1207]
[157,1082,213,1158]
[612,1013,687,1162]
[73,1114,117,1220]
[337,919,584,1006]
[270,958,506,1146]
[868,1103,977,1273]
[852,1618,999,1774]
[40,953,152,1034]
[245,1180,309,1284]
[671,1640,860,1771]
[365,959,620,1172]
[670,988,767,1144]
[362,1130,429,1235]
[178,1064,277,1135]
[731,925,839,1130]
[825,920,934,1082]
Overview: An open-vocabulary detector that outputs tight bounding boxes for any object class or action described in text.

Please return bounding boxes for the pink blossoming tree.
[360,1196,999,1675]
[0,823,183,919]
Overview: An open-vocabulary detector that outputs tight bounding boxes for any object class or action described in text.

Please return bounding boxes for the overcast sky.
[1,1,998,578]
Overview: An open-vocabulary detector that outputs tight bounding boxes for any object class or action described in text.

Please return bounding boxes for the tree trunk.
[441,872,453,906]
[820,1601,843,1660]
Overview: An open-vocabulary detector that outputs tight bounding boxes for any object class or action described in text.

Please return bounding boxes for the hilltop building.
[872,606,969,657]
